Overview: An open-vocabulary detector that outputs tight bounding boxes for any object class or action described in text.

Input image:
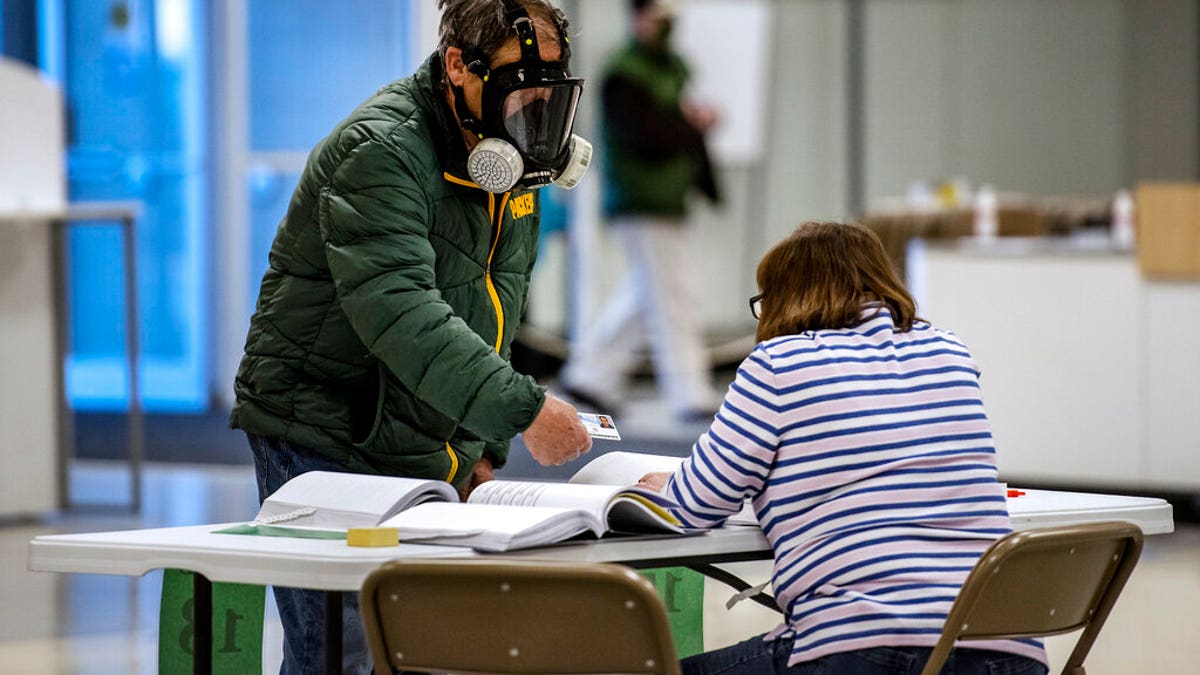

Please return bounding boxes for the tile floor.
[3,392,1198,674]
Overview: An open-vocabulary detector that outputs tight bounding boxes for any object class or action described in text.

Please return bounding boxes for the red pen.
[1007,489,1026,498]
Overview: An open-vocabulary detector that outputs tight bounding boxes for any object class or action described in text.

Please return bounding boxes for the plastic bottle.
[907,180,937,213]
[1111,189,1135,250]
[973,184,998,241]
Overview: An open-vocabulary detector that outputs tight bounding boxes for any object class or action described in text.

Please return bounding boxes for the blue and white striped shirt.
[665,306,1047,667]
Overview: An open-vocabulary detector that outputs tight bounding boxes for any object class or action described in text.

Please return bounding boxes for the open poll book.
[569,451,758,526]
[236,455,690,552]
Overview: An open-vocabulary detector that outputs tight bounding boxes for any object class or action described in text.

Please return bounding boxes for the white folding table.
[27,488,1174,674]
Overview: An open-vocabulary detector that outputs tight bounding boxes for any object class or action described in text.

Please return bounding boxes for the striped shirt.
[664,306,1047,667]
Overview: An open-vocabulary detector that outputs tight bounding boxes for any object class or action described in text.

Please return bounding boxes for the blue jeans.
[681,635,1048,675]
[248,433,373,675]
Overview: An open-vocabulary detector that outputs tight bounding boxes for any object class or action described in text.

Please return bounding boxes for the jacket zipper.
[440,172,511,484]
[485,191,510,351]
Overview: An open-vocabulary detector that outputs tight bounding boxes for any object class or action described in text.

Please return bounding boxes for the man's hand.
[637,471,672,493]
[682,101,720,133]
[522,394,592,466]
[459,456,495,502]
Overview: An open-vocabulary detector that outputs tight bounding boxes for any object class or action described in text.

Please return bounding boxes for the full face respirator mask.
[451,0,591,193]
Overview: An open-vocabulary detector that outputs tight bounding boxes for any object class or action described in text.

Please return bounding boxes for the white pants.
[562,216,719,415]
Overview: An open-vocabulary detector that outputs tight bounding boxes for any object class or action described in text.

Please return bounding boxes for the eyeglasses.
[749,292,764,320]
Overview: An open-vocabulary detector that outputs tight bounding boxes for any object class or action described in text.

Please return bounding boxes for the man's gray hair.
[436,0,570,65]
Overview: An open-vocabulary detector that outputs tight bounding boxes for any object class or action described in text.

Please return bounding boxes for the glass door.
[41,0,209,411]
[210,0,422,407]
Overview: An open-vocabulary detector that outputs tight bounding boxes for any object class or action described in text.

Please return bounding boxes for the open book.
[237,468,684,552]
[570,451,759,526]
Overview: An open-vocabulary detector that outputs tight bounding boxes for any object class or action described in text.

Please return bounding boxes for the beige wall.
[526,0,1198,339]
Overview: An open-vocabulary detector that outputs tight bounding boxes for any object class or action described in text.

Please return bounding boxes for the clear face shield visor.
[467,68,590,193]
[498,81,582,169]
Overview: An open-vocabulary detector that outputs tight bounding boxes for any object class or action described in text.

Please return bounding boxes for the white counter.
[909,236,1200,491]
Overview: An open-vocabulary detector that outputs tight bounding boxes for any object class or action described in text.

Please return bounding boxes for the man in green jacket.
[230,1,592,672]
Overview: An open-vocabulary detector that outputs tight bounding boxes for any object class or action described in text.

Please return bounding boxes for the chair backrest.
[919,521,1144,675]
[360,558,681,675]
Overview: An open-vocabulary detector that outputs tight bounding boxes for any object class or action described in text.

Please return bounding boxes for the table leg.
[51,220,73,509]
[325,591,343,675]
[52,210,144,512]
[121,215,143,513]
[193,573,213,675]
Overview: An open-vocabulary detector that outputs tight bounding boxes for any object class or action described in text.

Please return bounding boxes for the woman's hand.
[636,472,672,492]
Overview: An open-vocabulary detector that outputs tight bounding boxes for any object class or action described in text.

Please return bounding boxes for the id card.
[578,412,622,441]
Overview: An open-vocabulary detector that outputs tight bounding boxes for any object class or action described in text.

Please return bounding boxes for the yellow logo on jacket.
[508,193,535,220]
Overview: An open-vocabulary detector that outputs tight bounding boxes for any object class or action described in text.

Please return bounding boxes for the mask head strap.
[505,2,541,62]
[462,46,490,78]
[503,0,571,65]
[451,43,489,139]
[451,84,484,140]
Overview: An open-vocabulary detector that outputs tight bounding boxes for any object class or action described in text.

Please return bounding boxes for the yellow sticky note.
[347,527,399,547]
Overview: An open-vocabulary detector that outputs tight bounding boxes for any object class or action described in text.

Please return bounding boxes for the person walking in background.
[230,1,593,671]
[559,0,723,423]
[639,222,1049,674]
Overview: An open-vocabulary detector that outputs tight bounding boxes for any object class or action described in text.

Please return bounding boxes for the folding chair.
[919,521,1144,675]
[360,558,681,675]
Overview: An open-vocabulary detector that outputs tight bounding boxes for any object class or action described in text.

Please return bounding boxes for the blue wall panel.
[59,0,207,411]
[53,0,412,412]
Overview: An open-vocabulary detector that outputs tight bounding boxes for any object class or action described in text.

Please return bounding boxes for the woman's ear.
[444,47,468,87]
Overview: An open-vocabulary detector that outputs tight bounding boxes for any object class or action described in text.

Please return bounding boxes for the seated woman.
[639,222,1048,675]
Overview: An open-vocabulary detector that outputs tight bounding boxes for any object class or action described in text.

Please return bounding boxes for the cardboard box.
[997,206,1045,237]
[1136,182,1200,279]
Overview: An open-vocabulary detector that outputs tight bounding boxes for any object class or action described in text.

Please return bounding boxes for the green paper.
[158,569,265,675]
[641,566,705,658]
[212,522,347,540]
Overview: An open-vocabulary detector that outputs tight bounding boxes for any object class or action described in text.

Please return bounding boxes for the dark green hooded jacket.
[230,54,546,488]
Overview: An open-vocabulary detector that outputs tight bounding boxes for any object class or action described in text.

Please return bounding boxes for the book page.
[471,480,685,533]
[381,502,600,552]
[568,451,685,486]
[253,471,457,530]
[570,451,759,527]
[468,480,619,524]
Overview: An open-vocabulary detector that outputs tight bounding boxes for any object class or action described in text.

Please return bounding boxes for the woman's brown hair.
[754,221,917,342]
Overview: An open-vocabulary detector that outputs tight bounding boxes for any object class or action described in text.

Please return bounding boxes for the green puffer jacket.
[230,53,546,488]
